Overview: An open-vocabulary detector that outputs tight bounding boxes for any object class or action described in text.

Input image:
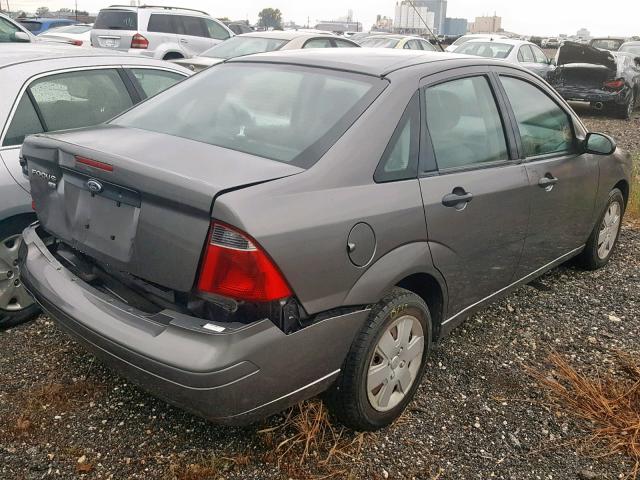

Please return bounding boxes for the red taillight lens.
[75,155,113,172]
[71,39,83,46]
[130,33,149,49]
[197,222,292,302]
[603,79,625,90]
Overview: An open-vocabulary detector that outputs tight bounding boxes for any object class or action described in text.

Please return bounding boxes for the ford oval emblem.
[87,179,103,193]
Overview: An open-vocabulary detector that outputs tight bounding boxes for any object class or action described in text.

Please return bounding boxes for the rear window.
[112,63,385,168]
[94,10,137,30]
[49,24,93,34]
[18,21,41,32]
[590,39,624,51]
[620,44,640,55]
[202,36,288,59]
[456,42,513,59]
[360,37,400,48]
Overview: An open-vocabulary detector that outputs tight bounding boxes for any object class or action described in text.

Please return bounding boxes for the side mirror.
[584,132,616,155]
[13,32,31,43]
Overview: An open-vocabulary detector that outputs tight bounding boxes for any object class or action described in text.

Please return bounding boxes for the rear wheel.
[0,215,40,329]
[576,188,624,270]
[614,90,635,120]
[326,288,432,431]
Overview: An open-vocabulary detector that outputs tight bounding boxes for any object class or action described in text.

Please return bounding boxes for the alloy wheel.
[367,315,425,412]
[597,201,622,260]
[0,234,33,312]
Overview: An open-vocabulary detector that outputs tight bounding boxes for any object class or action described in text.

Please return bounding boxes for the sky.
[3,0,639,37]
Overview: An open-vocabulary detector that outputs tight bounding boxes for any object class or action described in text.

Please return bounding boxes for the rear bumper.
[20,225,368,425]
[553,85,628,105]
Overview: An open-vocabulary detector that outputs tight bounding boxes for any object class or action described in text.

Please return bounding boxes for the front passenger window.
[500,76,574,158]
[425,76,508,170]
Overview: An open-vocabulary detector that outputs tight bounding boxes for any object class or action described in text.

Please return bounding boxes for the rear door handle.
[442,190,473,208]
[538,174,558,189]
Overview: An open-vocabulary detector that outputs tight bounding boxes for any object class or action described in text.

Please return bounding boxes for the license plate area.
[100,37,120,48]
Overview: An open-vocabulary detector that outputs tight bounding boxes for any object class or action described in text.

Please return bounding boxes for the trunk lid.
[22,125,303,292]
[556,41,617,70]
[91,9,138,50]
[552,41,618,88]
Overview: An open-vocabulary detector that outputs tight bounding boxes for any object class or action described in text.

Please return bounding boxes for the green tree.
[258,8,282,29]
[36,6,50,17]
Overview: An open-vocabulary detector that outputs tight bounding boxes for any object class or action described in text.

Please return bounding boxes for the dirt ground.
[0,110,638,480]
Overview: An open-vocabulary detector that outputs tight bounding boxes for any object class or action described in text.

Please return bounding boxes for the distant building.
[375,14,393,32]
[576,28,590,40]
[393,1,435,35]
[315,20,362,33]
[444,17,467,36]
[419,0,447,35]
[469,15,502,33]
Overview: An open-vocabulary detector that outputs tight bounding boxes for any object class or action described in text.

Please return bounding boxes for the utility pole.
[75,0,78,21]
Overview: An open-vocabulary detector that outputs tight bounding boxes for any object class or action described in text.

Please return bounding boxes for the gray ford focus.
[18,49,632,430]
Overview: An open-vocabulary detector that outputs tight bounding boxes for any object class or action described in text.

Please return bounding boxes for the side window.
[28,69,133,132]
[203,18,230,40]
[421,40,436,51]
[130,69,185,98]
[303,38,333,49]
[374,92,420,182]
[333,39,357,48]
[531,46,548,64]
[425,76,508,170]
[147,14,175,34]
[402,40,414,49]
[0,17,20,42]
[178,16,207,37]
[2,95,43,147]
[500,76,574,158]
[518,45,535,63]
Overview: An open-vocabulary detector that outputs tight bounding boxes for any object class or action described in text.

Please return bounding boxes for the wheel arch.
[396,272,445,340]
[614,179,629,208]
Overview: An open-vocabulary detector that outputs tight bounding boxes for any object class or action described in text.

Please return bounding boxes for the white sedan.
[37,24,93,47]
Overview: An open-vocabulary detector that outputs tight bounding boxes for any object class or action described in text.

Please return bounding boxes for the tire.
[576,188,625,270]
[326,287,432,431]
[0,215,40,330]
[614,91,634,120]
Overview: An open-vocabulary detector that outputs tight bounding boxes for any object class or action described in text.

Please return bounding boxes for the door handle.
[180,38,188,43]
[442,189,473,209]
[538,174,558,189]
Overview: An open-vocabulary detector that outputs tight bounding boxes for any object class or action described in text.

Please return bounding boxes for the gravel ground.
[0,113,638,480]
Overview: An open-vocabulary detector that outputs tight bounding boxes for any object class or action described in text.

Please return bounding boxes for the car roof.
[229,48,474,76]
[238,30,335,41]
[463,38,530,46]
[363,34,426,41]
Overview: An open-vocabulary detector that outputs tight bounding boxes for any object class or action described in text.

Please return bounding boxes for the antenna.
[406,0,445,52]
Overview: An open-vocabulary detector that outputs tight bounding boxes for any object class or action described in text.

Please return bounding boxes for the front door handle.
[538,174,558,190]
[442,188,473,209]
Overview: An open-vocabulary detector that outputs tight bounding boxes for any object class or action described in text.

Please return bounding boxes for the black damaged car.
[549,41,640,119]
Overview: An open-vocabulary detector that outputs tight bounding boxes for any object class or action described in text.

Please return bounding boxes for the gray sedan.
[171,30,359,71]
[19,49,631,430]
[0,44,189,328]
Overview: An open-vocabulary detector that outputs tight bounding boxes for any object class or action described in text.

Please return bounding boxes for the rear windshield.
[112,63,385,168]
[590,39,624,51]
[201,36,288,59]
[360,37,400,48]
[50,24,93,34]
[18,21,41,32]
[94,10,137,30]
[455,42,513,59]
[619,44,640,55]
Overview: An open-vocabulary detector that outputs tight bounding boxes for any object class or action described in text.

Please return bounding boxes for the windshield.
[112,63,385,168]
[18,21,41,32]
[455,42,513,59]
[47,24,92,34]
[201,36,288,59]
[620,44,640,55]
[590,39,624,51]
[360,37,400,48]
[94,10,137,30]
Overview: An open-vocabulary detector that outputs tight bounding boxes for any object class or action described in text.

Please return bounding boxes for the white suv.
[91,5,234,60]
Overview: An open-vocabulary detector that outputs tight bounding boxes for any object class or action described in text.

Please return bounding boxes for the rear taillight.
[130,33,149,49]
[197,222,292,303]
[603,78,625,90]
[71,39,83,46]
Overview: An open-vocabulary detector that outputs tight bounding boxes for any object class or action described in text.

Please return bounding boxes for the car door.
[145,13,180,52]
[418,68,530,317]
[176,15,216,57]
[494,70,599,278]
[517,44,541,74]
[529,45,553,79]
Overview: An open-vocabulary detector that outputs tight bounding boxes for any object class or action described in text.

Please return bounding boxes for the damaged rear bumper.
[19,225,369,425]
[552,85,629,105]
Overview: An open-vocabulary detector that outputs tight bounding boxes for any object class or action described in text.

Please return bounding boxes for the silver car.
[172,30,359,72]
[0,44,189,328]
[19,49,631,430]
[91,5,234,60]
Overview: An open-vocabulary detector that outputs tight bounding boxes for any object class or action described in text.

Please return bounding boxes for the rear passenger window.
[303,38,333,49]
[500,76,574,158]
[203,18,230,40]
[131,69,185,97]
[517,45,535,62]
[178,16,207,37]
[531,46,548,64]
[2,95,43,147]
[28,69,133,132]
[425,76,508,170]
[334,39,357,48]
[375,92,420,182]
[147,14,175,34]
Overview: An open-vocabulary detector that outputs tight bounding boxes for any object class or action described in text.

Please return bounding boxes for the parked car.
[360,34,436,51]
[541,37,560,49]
[18,49,631,429]
[549,41,640,119]
[454,39,554,79]
[172,30,359,71]
[445,33,508,52]
[620,41,640,56]
[91,5,234,60]
[224,21,253,35]
[37,23,93,46]
[17,17,76,35]
[0,13,34,43]
[0,44,190,329]
[589,37,627,52]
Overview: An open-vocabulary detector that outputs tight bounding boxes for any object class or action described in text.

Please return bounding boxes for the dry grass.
[627,154,640,224]
[529,352,640,479]
[258,399,369,479]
